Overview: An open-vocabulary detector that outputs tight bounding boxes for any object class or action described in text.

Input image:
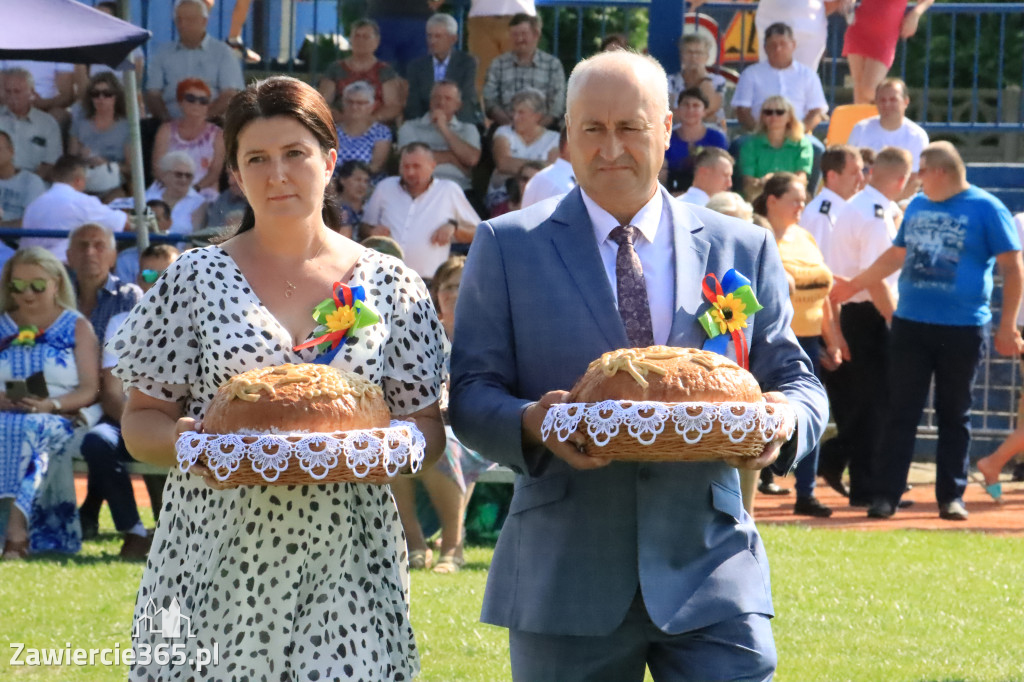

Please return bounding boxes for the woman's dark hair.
[678,86,709,110]
[82,71,127,119]
[336,159,372,179]
[751,172,800,218]
[223,76,341,234]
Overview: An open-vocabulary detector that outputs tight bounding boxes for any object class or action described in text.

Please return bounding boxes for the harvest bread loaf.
[203,363,391,434]
[568,346,762,404]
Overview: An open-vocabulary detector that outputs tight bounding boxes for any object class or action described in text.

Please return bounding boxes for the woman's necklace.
[283,238,327,298]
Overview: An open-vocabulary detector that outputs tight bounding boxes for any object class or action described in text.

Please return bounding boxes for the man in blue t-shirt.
[831,142,1024,521]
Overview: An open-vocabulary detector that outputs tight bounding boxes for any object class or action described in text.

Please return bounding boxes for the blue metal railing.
[684,2,1024,133]
[104,0,1024,134]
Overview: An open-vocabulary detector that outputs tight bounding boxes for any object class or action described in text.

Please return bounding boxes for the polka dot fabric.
[110,245,446,680]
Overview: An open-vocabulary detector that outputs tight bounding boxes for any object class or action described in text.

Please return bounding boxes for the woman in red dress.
[843,0,934,104]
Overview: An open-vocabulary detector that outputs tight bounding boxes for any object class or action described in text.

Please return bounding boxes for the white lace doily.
[541,400,795,449]
[175,420,426,483]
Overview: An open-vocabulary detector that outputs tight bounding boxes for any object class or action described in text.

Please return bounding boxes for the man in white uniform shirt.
[731,22,829,134]
[818,147,911,507]
[800,145,863,258]
[20,155,128,263]
[678,147,734,207]
[521,127,574,207]
[363,143,480,280]
[847,78,928,199]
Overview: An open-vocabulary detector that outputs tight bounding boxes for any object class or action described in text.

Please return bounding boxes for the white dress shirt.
[731,60,829,120]
[828,184,900,304]
[364,176,481,279]
[847,117,930,171]
[800,187,846,263]
[678,186,710,207]
[582,188,674,346]
[521,158,575,207]
[21,182,127,262]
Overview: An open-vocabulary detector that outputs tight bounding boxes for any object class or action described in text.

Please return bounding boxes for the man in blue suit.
[449,51,828,681]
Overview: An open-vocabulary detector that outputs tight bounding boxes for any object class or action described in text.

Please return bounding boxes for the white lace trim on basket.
[541,401,795,448]
[175,420,426,483]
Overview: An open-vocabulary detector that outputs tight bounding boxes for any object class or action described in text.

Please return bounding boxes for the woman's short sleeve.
[739,136,759,176]
[797,137,815,175]
[379,259,447,416]
[370,122,393,143]
[107,249,202,402]
[377,61,398,83]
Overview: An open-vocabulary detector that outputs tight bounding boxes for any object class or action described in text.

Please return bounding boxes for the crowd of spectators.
[3,0,1023,564]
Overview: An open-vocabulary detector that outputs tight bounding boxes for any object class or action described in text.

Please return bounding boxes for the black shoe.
[938,500,969,521]
[80,516,99,541]
[794,496,833,518]
[897,499,915,509]
[867,499,895,519]
[820,468,849,497]
[849,498,870,508]
[758,481,791,495]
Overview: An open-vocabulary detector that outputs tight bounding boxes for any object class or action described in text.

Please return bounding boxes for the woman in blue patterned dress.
[335,81,392,183]
[0,247,100,559]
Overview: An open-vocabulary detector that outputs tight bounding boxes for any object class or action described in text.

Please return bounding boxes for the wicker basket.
[175,420,425,487]
[541,400,793,462]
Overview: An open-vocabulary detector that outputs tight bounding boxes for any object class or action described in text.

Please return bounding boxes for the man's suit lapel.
[549,188,629,349]
[664,189,712,347]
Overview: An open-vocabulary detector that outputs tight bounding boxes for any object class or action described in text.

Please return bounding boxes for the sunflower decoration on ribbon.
[293,283,380,365]
[697,270,763,369]
[12,325,42,347]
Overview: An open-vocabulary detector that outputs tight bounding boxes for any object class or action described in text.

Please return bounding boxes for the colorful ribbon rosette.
[293,283,380,364]
[12,325,42,347]
[698,269,763,370]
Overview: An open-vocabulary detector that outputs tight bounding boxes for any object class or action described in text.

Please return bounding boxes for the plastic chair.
[825,104,878,146]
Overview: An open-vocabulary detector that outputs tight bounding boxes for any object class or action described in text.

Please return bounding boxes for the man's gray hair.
[426,13,458,36]
[565,51,669,123]
[511,88,546,117]
[69,222,117,251]
[2,67,34,91]
[174,0,209,18]
[158,150,196,174]
[342,80,376,106]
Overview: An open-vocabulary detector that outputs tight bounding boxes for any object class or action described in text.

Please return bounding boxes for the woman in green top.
[739,95,814,200]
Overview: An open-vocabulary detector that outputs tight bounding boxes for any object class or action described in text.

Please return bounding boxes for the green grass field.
[2,511,1022,682]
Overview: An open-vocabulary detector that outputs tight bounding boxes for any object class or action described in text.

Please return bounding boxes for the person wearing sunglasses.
[68,72,130,202]
[150,78,225,198]
[739,95,814,200]
[145,151,208,234]
[0,247,101,560]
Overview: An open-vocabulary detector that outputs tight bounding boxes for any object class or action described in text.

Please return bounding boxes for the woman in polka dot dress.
[111,76,448,681]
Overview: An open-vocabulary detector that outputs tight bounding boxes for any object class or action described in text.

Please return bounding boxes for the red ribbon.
[702,273,750,370]
[293,281,354,352]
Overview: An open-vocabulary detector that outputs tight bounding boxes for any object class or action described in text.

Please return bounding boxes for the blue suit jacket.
[449,186,828,637]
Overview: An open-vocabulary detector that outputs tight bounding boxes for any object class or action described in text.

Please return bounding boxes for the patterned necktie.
[609,225,655,347]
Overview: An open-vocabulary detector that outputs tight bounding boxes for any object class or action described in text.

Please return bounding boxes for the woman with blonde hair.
[739,95,814,199]
[0,247,100,559]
